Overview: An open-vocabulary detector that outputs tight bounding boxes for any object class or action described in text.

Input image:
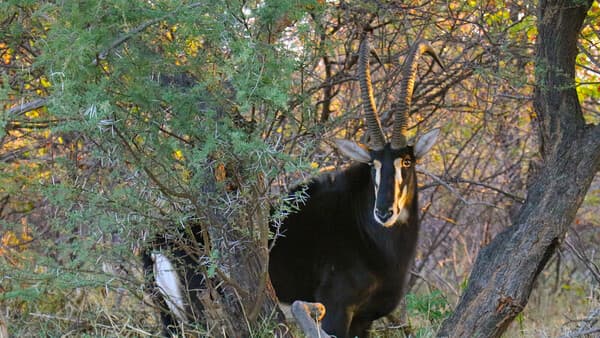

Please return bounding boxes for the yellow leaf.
[25,109,40,118]
[133,134,144,145]
[2,231,19,248]
[2,50,11,64]
[173,149,185,161]
[40,77,51,88]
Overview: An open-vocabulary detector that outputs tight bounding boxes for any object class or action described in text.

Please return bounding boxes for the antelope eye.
[402,158,412,167]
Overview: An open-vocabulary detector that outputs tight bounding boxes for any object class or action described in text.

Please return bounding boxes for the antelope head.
[336,37,443,227]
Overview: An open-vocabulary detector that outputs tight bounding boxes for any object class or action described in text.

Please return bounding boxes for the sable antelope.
[142,223,212,336]
[268,37,443,337]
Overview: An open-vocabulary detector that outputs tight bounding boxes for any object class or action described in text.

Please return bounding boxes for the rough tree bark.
[194,167,286,337]
[437,0,600,337]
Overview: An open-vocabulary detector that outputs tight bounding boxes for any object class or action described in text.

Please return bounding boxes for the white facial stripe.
[373,160,382,193]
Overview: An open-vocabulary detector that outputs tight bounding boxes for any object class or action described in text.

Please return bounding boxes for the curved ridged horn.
[358,38,386,151]
[391,40,444,150]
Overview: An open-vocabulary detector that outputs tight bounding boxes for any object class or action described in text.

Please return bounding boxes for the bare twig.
[564,228,600,284]
[559,307,600,338]
[418,168,501,209]
[450,177,525,203]
[564,327,600,337]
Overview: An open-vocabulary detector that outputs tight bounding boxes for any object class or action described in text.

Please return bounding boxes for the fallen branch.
[4,98,47,117]
[290,301,330,338]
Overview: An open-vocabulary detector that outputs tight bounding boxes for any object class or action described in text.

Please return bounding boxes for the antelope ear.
[334,139,371,163]
[414,128,440,159]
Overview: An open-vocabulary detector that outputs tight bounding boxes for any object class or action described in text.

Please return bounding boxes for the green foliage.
[515,312,525,334]
[1,0,320,335]
[406,290,451,324]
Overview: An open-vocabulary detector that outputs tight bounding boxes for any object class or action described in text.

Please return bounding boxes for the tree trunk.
[201,173,286,337]
[437,1,600,337]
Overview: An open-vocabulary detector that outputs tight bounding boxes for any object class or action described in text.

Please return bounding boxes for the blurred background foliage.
[1,0,598,336]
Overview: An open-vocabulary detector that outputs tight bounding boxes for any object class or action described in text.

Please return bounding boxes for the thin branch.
[564,228,600,284]
[564,327,600,338]
[93,3,204,65]
[450,177,525,203]
[114,126,191,199]
[418,168,501,209]
[559,307,600,338]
